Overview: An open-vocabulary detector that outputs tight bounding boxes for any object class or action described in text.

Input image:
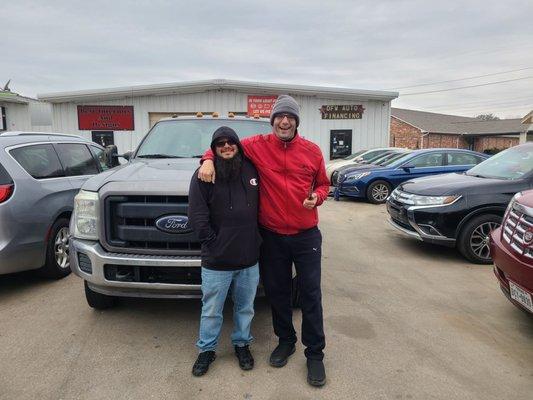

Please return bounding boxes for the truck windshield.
[466,145,533,180]
[136,119,271,158]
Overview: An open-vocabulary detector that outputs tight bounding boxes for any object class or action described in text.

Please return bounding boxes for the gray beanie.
[270,94,300,127]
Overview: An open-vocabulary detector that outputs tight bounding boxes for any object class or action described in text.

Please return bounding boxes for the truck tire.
[457,214,501,264]
[366,180,391,204]
[39,217,72,279]
[84,281,117,309]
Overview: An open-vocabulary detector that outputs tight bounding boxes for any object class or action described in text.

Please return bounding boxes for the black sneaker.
[306,359,326,387]
[234,345,254,370]
[192,351,216,377]
[269,343,296,367]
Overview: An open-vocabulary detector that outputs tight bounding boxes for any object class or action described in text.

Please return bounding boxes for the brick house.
[390,108,529,152]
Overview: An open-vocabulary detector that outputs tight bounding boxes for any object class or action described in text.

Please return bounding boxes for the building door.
[330,129,352,160]
[0,106,6,132]
[92,131,114,147]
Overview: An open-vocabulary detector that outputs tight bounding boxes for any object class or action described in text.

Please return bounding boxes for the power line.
[400,76,533,96]
[418,96,533,111]
[386,67,533,90]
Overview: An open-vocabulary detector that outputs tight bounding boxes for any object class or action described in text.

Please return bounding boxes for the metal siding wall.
[1,103,31,131]
[49,90,392,156]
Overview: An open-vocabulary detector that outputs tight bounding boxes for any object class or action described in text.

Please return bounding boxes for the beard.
[215,152,242,181]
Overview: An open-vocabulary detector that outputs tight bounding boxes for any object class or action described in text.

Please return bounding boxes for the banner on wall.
[247,95,277,117]
[78,105,134,130]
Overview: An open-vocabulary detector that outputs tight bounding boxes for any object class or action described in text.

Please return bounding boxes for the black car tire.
[291,275,301,309]
[366,180,392,204]
[85,281,117,309]
[39,217,72,279]
[457,214,501,264]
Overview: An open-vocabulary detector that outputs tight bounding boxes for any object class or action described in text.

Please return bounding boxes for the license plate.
[509,280,533,312]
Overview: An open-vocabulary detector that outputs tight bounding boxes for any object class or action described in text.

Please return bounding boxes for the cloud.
[1,0,532,118]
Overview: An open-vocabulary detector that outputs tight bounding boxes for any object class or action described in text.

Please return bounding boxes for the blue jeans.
[196,264,260,353]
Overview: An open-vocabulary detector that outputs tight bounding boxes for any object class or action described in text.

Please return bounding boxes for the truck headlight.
[345,172,371,182]
[411,194,461,206]
[72,190,99,240]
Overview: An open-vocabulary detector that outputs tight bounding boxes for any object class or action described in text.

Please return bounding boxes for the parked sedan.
[326,147,403,181]
[335,148,488,204]
[331,149,412,186]
[491,191,533,314]
[387,143,533,264]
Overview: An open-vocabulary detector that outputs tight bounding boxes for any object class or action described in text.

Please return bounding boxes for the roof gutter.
[37,79,399,104]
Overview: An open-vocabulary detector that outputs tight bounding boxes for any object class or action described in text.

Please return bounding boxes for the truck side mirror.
[122,151,132,161]
[105,145,121,168]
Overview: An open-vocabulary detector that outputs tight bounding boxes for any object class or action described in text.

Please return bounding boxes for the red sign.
[247,95,277,117]
[78,105,134,131]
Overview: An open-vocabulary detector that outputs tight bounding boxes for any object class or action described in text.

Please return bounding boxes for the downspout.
[420,131,429,149]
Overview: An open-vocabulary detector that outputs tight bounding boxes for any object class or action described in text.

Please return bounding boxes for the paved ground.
[1,199,532,400]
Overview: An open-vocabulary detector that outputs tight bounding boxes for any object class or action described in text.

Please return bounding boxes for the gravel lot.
[1,200,532,400]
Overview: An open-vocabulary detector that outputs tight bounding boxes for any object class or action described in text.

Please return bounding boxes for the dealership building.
[37,79,398,160]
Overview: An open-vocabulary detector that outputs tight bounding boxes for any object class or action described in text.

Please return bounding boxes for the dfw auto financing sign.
[78,105,134,130]
[247,95,277,117]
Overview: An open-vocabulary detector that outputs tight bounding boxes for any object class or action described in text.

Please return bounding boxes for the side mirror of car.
[402,164,414,172]
[104,145,121,168]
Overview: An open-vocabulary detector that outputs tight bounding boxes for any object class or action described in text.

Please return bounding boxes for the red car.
[490,191,533,314]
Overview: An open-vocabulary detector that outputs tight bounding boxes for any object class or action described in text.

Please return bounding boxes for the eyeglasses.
[215,139,237,148]
[275,113,296,122]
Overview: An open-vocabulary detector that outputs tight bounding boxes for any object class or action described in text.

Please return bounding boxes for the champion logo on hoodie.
[250,178,258,186]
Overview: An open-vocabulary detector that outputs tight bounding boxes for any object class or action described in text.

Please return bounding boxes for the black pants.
[259,226,325,360]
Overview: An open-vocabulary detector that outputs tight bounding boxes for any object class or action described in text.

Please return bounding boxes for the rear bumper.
[490,229,533,314]
[70,237,204,298]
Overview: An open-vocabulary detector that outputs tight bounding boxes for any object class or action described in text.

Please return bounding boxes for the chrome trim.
[388,218,423,241]
[70,238,203,298]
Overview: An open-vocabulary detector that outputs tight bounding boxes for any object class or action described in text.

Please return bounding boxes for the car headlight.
[345,172,371,181]
[410,194,461,206]
[72,190,99,240]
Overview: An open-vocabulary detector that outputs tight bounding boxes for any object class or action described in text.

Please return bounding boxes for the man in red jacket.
[199,95,329,387]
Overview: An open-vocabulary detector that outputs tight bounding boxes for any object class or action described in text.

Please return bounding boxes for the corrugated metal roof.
[37,79,399,103]
[392,107,528,136]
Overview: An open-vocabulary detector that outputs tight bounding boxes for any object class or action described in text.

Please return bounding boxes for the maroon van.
[490,191,533,314]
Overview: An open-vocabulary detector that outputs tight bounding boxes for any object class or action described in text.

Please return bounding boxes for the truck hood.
[82,158,200,194]
[399,172,521,196]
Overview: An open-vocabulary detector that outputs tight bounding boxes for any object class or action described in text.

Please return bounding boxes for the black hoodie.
[188,126,261,270]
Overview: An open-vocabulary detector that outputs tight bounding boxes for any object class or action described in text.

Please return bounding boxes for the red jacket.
[203,132,329,234]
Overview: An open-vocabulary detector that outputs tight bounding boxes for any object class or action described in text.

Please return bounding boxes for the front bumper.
[386,200,456,247]
[335,181,365,198]
[490,229,533,314]
[70,238,203,298]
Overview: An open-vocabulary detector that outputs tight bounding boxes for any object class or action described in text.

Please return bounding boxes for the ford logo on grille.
[155,215,192,234]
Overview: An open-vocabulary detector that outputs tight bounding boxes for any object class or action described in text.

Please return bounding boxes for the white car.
[326,147,404,182]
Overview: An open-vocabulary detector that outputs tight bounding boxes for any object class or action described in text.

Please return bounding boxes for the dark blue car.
[333,148,489,204]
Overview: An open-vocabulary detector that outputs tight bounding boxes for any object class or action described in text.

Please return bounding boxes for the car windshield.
[379,151,411,166]
[342,149,367,160]
[136,119,272,158]
[465,145,533,180]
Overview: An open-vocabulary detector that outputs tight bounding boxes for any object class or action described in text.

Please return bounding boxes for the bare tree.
[475,113,500,121]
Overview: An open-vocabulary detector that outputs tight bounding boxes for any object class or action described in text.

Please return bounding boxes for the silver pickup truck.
[69,115,271,309]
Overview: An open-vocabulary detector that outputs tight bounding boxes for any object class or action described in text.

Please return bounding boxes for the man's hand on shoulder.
[198,160,216,183]
[303,193,319,209]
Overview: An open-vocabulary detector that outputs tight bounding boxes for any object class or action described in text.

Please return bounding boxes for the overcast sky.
[2,0,532,118]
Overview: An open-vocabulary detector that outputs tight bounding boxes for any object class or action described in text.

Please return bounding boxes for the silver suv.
[0,132,107,278]
[69,115,272,309]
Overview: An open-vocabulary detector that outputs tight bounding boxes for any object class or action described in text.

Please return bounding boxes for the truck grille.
[502,205,533,259]
[104,195,201,255]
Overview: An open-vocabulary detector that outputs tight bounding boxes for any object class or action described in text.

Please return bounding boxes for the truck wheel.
[457,214,501,264]
[291,275,301,309]
[39,217,72,279]
[84,281,117,309]
[366,180,391,204]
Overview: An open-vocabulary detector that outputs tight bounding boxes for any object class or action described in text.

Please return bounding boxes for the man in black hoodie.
[188,126,261,377]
